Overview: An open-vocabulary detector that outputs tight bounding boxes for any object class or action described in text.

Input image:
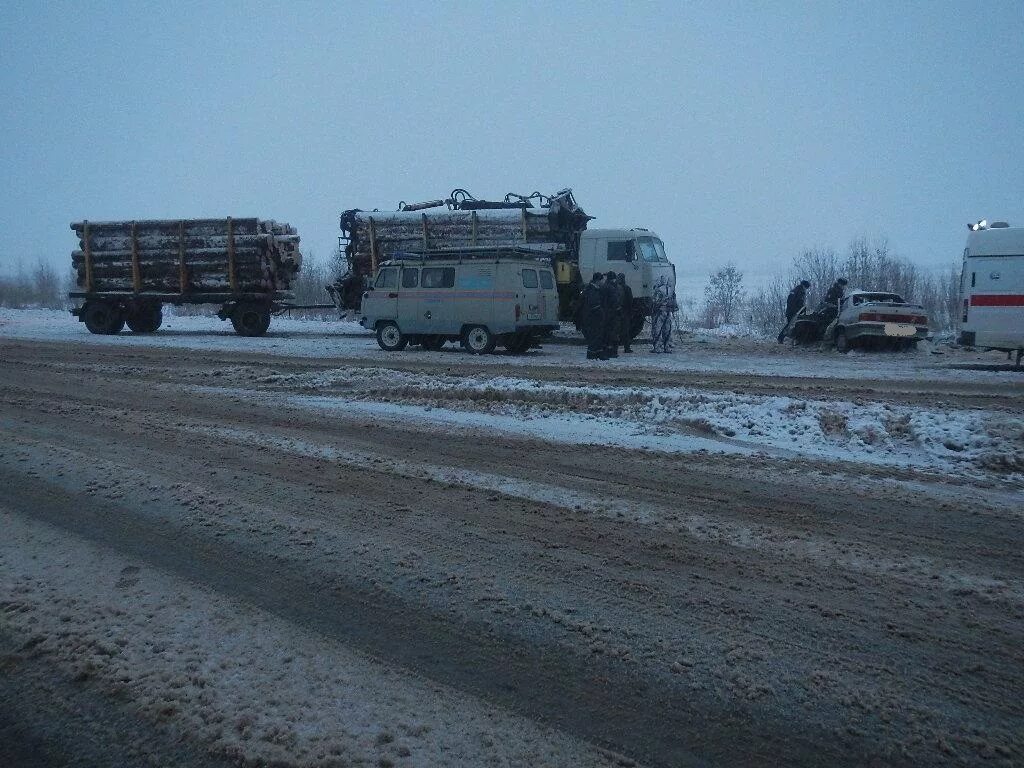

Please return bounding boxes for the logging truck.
[329,188,676,339]
[68,217,308,336]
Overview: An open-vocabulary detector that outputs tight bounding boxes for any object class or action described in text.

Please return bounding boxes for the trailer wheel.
[127,303,163,333]
[377,321,407,351]
[231,303,271,337]
[462,325,495,355]
[82,301,125,335]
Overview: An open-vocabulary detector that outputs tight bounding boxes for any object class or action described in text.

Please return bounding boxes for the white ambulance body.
[959,222,1024,363]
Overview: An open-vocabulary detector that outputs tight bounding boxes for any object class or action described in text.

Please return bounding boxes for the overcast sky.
[1,1,1021,292]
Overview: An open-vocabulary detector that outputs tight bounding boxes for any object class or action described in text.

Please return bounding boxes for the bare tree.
[703,263,745,328]
[747,276,790,336]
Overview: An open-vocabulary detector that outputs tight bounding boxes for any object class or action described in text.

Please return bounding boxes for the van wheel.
[376,321,407,351]
[835,328,850,353]
[82,301,125,335]
[463,325,495,354]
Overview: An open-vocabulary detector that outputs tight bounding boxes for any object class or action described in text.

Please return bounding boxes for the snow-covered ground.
[2,307,1020,382]
[0,511,624,767]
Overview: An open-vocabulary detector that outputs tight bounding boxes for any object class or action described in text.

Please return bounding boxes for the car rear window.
[522,269,538,288]
[422,267,455,289]
[539,270,554,289]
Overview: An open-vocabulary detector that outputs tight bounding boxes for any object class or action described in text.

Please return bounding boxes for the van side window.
[539,270,554,289]
[522,269,538,288]
[402,268,419,288]
[607,241,633,261]
[375,268,397,289]
[422,267,455,288]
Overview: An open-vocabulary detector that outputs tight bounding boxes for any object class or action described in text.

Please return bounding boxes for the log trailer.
[329,188,675,338]
[68,217,328,336]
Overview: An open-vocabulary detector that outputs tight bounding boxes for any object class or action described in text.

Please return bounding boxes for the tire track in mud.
[4,398,1023,758]
[4,338,1023,411]
[3,340,1024,765]
[1,466,854,768]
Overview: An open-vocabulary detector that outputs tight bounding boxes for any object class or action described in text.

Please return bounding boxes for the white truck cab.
[577,228,676,335]
[959,221,1024,364]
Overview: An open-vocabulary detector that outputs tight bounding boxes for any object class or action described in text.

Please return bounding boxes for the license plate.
[883,323,916,337]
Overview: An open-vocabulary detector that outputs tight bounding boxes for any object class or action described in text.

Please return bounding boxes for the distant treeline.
[694,237,961,334]
[0,260,68,309]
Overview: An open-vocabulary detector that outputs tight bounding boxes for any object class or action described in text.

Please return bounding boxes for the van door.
[366,266,400,323]
[418,265,457,334]
[399,266,421,332]
[457,264,496,330]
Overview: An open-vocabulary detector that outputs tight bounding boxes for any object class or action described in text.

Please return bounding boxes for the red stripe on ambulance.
[971,294,1024,307]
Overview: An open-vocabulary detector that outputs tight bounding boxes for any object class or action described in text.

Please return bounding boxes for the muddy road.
[1,339,1022,767]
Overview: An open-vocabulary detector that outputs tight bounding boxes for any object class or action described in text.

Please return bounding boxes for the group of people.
[576,272,677,359]
[777,276,848,343]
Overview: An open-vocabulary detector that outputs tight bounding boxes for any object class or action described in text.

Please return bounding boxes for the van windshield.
[636,237,667,263]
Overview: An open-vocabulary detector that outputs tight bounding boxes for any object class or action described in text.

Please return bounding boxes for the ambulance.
[959,221,1024,365]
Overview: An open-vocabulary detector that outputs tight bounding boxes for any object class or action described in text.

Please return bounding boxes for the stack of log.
[70,218,302,295]
[333,188,589,310]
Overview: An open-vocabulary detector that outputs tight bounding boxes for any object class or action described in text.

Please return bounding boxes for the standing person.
[650,276,674,352]
[602,270,621,359]
[778,279,811,343]
[617,272,634,353]
[579,273,606,360]
[824,277,848,306]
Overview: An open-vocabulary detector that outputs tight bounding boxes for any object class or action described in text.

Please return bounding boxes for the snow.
[200,368,1021,481]
[0,511,623,768]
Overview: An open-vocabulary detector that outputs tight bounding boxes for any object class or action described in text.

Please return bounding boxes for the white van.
[959,222,1024,364]
[359,256,559,354]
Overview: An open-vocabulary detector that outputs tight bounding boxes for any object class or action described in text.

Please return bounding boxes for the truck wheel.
[127,303,163,333]
[376,321,407,351]
[422,334,446,351]
[629,313,646,339]
[505,333,532,355]
[82,301,125,335]
[463,325,495,354]
[231,303,271,337]
[835,328,850,353]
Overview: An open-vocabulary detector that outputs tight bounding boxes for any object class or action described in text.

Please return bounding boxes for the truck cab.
[577,229,676,335]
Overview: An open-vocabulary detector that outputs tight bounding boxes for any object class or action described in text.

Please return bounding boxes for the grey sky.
[2,1,1021,295]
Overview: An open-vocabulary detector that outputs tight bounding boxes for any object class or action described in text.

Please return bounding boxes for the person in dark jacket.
[778,279,811,343]
[601,270,622,358]
[817,277,848,326]
[579,273,606,359]
[824,277,848,305]
[617,273,634,353]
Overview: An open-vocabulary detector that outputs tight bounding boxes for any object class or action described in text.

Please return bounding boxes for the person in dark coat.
[617,273,634,353]
[778,279,811,343]
[824,277,848,305]
[579,273,606,359]
[601,270,622,358]
[818,277,848,326]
